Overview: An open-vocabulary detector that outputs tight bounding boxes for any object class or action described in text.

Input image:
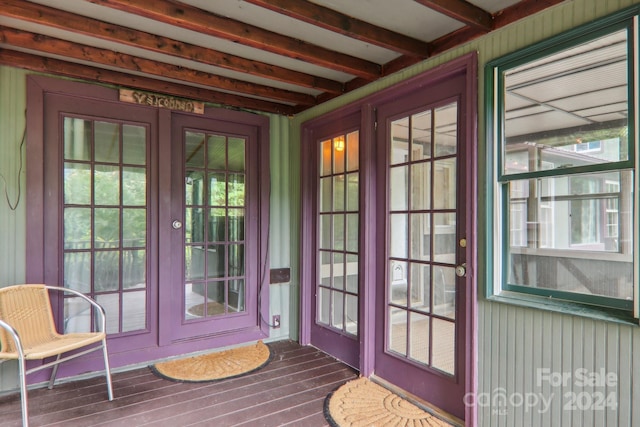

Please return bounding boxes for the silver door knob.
[455,263,466,277]
[172,220,183,229]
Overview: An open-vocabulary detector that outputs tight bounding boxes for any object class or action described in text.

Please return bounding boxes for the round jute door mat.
[150,340,271,382]
[325,377,453,427]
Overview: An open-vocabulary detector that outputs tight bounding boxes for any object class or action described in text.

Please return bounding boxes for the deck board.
[0,341,357,427]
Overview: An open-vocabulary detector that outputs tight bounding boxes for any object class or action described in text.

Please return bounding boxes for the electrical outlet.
[272,315,280,329]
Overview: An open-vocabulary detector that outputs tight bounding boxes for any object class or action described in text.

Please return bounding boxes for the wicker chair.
[0,285,114,427]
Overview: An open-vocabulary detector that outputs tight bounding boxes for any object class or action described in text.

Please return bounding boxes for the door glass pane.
[185,132,205,168]
[319,251,331,286]
[386,103,458,376]
[96,294,119,334]
[434,158,456,210]
[390,166,408,210]
[332,252,344,290]
[434,103,458,157]
[228,208,245,241]
[63,117,91,161]
[318,287,330,324]
[64,207,91,250]
[184,131,247,320]
[122,124,146,165]
[331,290,344,329]
[389,261,408,306]
[333,136,346,174]
[389,214,408,258]
[410,162,431,210]
[209,208,226,242]
[434,213,456,264]
[409,312,430,364]
[62,116,148,336]
[320,139,332,176]
[229,279,245,312]
[122,208,146,247]
[346,213,358,252]
[433,266,456,319]
[122,291,146,332]
[94,165,120,206]
[185,283,205,319]
[207,134,226,170]
[206,244,225,278]
[123,249,146,289]
[228,137,245,171]
[64,296,90,333]
[64,163,91,205]
[94,208,120,248]
[432,318,455,374]
[346,254,358,294]
[346,173,359,211]
[229,244,244,277]
[346,131,359,171]
[123,167,146,206]
[315,131,360,337]
[412,111,432,161]
[388,307,407,356]
[333,214,345,251]
[410,213,430,261]
[94,121,120,163]
[410,263,430,313]
[391,117,409,165]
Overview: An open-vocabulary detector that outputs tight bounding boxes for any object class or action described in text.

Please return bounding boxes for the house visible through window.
[487,10,638,312]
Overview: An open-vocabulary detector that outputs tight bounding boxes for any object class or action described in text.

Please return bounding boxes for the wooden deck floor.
[0,340,358,427]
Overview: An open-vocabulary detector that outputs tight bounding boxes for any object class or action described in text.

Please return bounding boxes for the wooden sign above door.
[119,89,204,114]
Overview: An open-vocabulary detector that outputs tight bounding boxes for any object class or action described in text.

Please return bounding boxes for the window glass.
[489,16,637,311]
[502,30,629,176]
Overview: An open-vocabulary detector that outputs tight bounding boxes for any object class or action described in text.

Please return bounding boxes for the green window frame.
[486,7,639,315]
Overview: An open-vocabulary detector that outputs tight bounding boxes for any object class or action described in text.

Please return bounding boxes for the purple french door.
[307,112,362,368]
[44,93,159,362]
[38,83,267,376]
[374,71,469,420]
[166,113,260,341]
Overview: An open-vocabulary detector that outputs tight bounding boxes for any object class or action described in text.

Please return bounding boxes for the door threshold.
[370,375,465,427]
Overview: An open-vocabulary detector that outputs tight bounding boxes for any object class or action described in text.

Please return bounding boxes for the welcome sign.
[119,89,204,114]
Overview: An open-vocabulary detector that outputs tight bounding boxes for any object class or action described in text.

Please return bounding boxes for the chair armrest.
[0,318,25,358]
[44,286,108,334]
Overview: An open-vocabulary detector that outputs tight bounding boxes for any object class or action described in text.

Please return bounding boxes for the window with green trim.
[486,8,639,313]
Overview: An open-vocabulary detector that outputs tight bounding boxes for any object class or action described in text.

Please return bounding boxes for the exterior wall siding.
[268,113,296,341]
[292,0,639,425]
[0,66,27,288]
[0,66,28,391]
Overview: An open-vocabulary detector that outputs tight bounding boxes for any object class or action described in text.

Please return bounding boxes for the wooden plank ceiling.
[0,0,564,115]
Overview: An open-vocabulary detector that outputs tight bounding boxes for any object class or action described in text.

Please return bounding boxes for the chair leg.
[18,357,29,427]
[47,354,62,390]
[102,338,114,401]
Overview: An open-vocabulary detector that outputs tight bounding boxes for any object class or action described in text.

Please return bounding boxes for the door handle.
[455,263,466,277]
[172,220,183,229]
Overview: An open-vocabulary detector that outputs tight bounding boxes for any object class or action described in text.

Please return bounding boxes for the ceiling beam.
[0,26,316,106]
[244,0,431,58]
[413,0,493,32]
[426,0,566,56]
[493,0,566,29]
[0,48,297,115]
[88,0,382,79]
[0,0,344,95]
